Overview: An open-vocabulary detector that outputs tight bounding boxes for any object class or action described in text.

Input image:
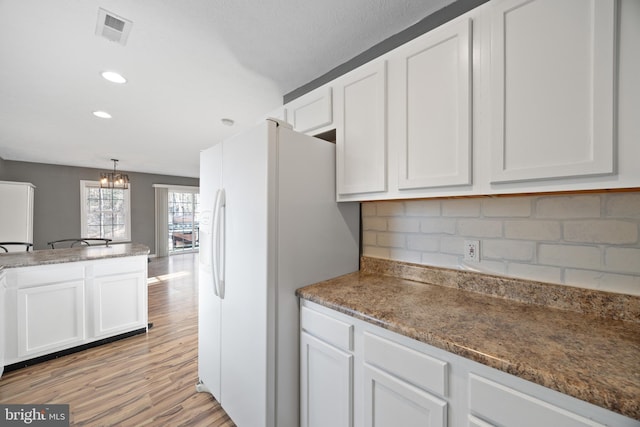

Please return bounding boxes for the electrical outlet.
[464,240,480,262]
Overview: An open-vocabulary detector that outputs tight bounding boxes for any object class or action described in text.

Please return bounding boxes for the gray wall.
[0,159,198,253]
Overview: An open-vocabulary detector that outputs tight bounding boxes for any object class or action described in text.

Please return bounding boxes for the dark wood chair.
[47,238,112,249]
[0,242,34,252]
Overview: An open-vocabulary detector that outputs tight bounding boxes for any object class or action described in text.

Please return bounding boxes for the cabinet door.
[490,0,617,183]
[0,182,34,248]
[286,86,333,134]
[301,332,353,427]
[92,272,146,338]
[0,273,5,377]
[336,61,387,196]
[397,17,473,190]
[17,281,85,357]
[364,364,447,427]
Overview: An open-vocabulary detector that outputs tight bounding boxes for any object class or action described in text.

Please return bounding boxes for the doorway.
[168,190,200,253]
[153,184,199,257]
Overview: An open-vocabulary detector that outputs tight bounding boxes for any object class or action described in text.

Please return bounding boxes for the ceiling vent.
[96,8,133,46]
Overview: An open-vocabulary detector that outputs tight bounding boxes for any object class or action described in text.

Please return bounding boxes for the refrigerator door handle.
[199,209,216,296]
[212,188,222,297]
[217,189,226,299]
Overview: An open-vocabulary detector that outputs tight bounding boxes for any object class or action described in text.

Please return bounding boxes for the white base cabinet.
[364,364,447,427]
[17,279,85,358]
[91,258,147,339]
[300,300,640,427]
[300,306,354,427]
[3,255,148,366]
[363,332,448,427]
[301,332,353,427]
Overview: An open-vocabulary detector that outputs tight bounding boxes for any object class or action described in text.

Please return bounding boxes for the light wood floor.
[0,252,235,426]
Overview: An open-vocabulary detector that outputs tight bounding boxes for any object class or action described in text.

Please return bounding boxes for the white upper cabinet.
[285,86,333,134]
[489,0,617,183]
[397,17,473,190]
[336,60,388,197]
[287,0,638,201]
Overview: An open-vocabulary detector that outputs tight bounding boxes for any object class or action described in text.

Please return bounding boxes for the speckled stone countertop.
[296,256,640,421]
[0,243,150,269]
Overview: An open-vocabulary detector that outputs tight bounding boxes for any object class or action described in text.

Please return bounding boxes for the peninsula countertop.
[296,257,640,421]
[0,243,150,269]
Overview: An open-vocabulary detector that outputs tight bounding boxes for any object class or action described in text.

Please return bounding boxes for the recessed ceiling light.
[221,118,234,126]
[93,111,112,119]
[101,71,127,84]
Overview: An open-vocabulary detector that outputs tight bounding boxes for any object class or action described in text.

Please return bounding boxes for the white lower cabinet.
[3,255,148,366]
[364,364,446,427]
[92,262,146,338]
[17,280,85,358]
[301,332,353,427]
[363,332,448,427]
[301,306,354,427]
[300,300,640,427]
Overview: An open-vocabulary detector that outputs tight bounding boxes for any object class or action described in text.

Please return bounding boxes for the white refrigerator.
[197,119,359,427]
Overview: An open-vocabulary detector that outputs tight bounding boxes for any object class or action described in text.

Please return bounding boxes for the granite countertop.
[296,256,640,421]
[0,243,150,269]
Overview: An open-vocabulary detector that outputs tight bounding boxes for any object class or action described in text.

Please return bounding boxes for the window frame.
[80,180,132,243]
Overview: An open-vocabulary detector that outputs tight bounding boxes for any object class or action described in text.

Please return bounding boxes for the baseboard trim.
[3,327,148,373]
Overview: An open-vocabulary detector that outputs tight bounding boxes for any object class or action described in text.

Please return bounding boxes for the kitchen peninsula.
[1,243,149,374]
[297,257,640,427]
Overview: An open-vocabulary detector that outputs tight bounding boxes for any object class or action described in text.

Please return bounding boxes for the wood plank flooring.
[0,253,235,426]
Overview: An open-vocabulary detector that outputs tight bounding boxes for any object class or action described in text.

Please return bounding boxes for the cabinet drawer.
[364,332,448,397]
[92,257,145,276]
[14,264,85,288]
[469,374,606,427]
[301,306,353,351]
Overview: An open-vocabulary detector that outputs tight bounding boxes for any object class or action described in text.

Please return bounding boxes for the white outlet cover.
[464,240,480,262]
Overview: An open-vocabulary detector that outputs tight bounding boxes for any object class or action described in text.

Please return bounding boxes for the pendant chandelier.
[100,159,129,189]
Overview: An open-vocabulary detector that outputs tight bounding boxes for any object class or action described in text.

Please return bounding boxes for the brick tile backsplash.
[563,220,638,244]
[361,192,640,295]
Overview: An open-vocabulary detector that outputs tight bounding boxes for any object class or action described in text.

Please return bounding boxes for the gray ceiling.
[0,0,454,178]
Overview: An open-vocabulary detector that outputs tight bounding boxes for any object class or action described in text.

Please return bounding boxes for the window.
[80,180,131,242]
